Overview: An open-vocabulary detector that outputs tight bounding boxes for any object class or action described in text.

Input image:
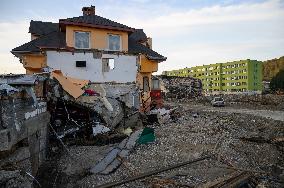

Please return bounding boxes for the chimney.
[82,6,95,16]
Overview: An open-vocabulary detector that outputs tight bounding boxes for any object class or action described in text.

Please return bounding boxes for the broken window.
[102,58,115,72]
[143,76,150,92]
[108,34,121,51]
[74,31,90,49]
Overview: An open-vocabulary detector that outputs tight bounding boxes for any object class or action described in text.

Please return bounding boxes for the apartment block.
[162,59,263,93]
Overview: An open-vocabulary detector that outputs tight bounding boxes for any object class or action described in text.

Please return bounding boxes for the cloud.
[0,21,29,74]
[0,0,283,75]
[116,0,284,73]
[119,0,284,36]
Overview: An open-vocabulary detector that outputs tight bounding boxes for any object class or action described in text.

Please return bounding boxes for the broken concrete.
[48,78,141,135]
[73,102,283,188]
[2,72,283,188]
[0,170,33,188]
[0,74,50,178]
[90,129,143,174]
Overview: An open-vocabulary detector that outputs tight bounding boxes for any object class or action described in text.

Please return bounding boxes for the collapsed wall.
[0,74,50,187]
[0,72,144,187]
[47,73,142,141]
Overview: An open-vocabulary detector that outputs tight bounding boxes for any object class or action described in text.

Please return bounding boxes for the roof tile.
[60,15,134,31]
[12,31,66,53]
[29,20,59,36]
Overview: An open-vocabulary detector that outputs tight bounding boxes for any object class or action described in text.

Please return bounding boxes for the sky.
[0,0,283,74]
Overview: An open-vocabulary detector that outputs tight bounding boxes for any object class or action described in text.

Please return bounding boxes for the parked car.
[211,97,225,107]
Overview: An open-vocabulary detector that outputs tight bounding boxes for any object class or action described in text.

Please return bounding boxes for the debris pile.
[221,94,284,110]
[73,105,284,188]
[147,107,180,125]
[47,72,141,143]
[159,76,202,100]
[1,73,283,188]
[0,170,33,188]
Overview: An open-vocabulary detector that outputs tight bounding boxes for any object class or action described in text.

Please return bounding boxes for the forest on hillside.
[263,56,284,81]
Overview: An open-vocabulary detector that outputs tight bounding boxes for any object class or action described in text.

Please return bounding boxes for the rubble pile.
[72,105,283,188]
[159,76,202,100]
[223,94,284,106]
[184,93,284,110]
[47,75,142,142]
[0,170,33,188]
[1,73,284,188]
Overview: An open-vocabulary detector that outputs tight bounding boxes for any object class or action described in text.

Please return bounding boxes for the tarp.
[137,127,155,144]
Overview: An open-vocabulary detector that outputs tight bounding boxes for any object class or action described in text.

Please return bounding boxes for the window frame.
[102,58,115,72]
[107,34,122,51]
[74,31,91,49]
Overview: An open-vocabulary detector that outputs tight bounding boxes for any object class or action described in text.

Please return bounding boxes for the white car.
[211,97,225,107]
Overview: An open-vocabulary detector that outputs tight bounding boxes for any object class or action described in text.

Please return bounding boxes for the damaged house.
[8,6,167,144]
[11,6,166,112]
[1,6,166,184]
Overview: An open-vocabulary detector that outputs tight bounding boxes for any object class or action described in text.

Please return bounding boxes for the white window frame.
[74,31,91,49]
[108,34,121,51]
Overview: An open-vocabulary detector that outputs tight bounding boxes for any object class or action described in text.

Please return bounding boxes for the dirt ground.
[176,102,284,121]
[37,101,284,188]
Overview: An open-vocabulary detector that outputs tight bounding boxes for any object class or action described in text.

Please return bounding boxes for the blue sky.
[0,0,283,74]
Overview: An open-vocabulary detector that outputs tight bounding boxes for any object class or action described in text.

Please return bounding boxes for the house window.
[76,61,86,67]
[74,31,90,49]
[143,76,150,92]
[108,34,121,51]
[102,58,115,72]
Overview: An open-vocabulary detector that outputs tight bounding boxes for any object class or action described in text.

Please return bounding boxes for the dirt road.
[184,104,284,121]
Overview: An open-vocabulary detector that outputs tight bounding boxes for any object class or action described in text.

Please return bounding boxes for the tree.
[270,69,284,92]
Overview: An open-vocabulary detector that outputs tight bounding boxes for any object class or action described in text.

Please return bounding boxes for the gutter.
[147,55,167,62]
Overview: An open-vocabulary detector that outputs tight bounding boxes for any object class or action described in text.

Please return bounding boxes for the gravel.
[51,103,284,188]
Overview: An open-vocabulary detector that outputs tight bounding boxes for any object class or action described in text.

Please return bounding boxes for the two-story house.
[11,6,166,111]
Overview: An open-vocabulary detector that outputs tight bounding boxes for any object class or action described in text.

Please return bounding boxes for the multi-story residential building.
[162,59,263,93]
[11,6,166,111]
